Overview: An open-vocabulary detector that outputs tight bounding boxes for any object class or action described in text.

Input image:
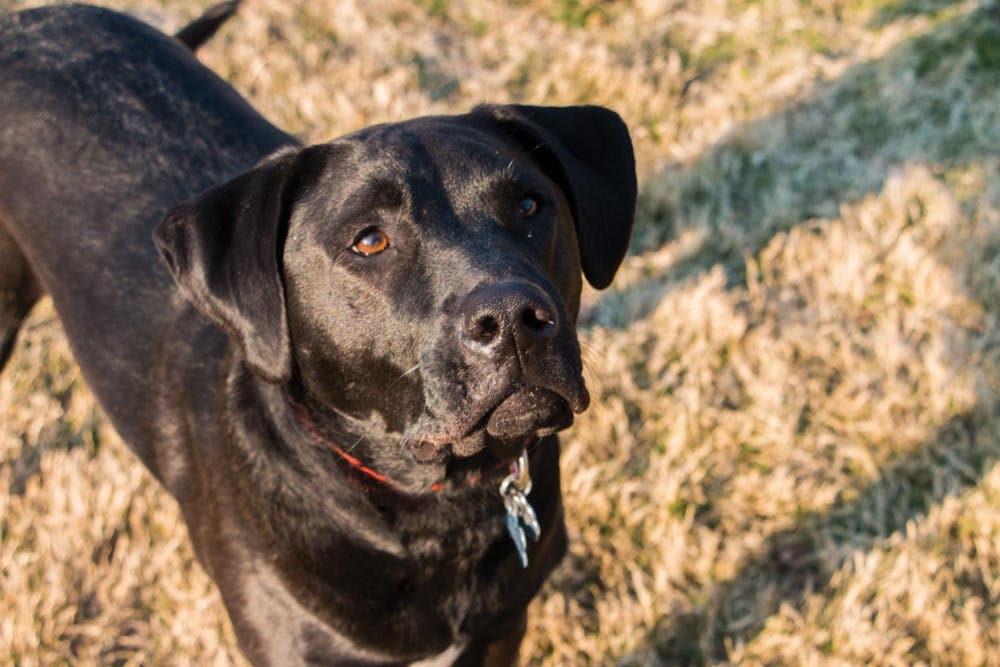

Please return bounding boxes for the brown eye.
[352,228,390,256]
[518,196,540,218]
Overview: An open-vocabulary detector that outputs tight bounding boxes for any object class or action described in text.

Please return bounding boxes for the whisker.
[398,432,411,448]
[578,340,609,366]
[344,432,367,455]
[400,362,422,377]
[389,362,423,387]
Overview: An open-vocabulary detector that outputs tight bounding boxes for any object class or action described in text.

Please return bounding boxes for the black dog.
[0,4,635,665]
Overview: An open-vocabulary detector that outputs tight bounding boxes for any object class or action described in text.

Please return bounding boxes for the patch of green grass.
[972,24,1000,73]
[694,33,740,71]
[552,0,613,27]
[663,31,742,73]
[416,0,449,19]
[412,54,459,101]
[870,0,965,27]
[797,26,836,53]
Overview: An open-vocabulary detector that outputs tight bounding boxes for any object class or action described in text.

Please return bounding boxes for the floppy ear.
[154,148,298,384]
[472,104,637,289]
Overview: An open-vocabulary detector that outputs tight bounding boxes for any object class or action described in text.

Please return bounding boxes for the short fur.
[173,0,241,50]
[0,5,636,665]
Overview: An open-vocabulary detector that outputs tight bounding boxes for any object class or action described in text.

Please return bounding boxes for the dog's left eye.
[518,196,541,219]
[351,228,391,256]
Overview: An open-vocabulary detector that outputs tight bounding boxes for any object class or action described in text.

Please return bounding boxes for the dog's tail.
[174,0,241,51]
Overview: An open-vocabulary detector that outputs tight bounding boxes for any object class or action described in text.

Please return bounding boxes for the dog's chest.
[391,496,510,625]
[288,493,518,661]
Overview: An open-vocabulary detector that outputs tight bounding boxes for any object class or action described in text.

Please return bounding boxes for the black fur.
[174,0,241,51]
[0,5,636,665]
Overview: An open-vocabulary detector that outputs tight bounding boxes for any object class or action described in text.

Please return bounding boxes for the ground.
[2,0,1000,664]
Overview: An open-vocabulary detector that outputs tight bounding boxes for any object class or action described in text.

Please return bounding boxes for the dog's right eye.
[351,228,391,256]
[518,196,541,219]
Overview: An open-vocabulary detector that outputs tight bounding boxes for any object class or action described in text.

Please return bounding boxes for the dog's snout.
[461,281,559,354]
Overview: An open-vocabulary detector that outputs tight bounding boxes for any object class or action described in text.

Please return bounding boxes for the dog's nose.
[461,281,559,355]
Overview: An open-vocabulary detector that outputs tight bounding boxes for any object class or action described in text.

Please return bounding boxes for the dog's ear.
[154,148,298,384]
[472,104,637,289]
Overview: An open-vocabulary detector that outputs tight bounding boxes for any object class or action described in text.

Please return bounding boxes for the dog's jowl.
[0,4,635,665]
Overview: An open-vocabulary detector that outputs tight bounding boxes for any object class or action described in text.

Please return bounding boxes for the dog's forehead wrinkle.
[294,162,409,229]
[385,121,518,200]
[349,129,465,229]
[337,122,543,249]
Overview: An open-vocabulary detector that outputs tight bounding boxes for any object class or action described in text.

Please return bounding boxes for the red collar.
[288,398,449,494]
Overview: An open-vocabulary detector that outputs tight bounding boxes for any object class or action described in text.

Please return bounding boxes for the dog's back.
[0,4,293,454]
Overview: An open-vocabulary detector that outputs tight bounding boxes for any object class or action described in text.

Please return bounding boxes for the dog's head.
[155,104,635,490]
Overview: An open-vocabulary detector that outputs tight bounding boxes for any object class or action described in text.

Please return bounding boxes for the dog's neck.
[279,367,518,497]
[214,359,564,658]
[219,359,514,542]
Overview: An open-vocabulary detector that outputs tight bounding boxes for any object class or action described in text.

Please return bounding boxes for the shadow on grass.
[600,3,1000,663]
[658,408,998,662]
[585,2,1000,331]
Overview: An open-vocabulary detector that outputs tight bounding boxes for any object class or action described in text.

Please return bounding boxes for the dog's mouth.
[411,384,583,466]
[484,385,575,456]
[288,378,587,494]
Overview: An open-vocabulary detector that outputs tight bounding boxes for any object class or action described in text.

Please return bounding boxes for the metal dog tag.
[500,450,540,568]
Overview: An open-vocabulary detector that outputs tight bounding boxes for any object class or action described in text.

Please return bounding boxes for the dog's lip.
[410,382,583,463]
[468,376,588,433]
[412,434,534,473]
[411,438,452,463]
[410,429,486,462]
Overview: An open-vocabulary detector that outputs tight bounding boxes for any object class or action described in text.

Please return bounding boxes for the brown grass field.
[2,0,1000,663]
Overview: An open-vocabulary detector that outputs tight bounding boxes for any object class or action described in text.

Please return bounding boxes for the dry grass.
[3,0,1000,664]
